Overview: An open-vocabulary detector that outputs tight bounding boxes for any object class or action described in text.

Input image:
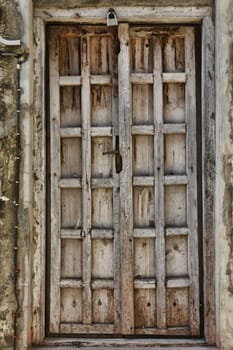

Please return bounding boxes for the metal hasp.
[107,8,118,26]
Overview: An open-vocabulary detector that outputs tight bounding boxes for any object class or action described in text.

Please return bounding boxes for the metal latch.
[107,8,118,27]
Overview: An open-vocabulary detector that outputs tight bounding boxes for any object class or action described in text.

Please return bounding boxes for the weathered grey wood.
[91,228,114,239]
[164,175,188,185]
[91,279,114,289]
[91,126,112,137]
[59,179,82,188]
[185,27,200,336]
[202,16,216,344]
[131,73,153,84]
[166,278,191,288]
[59,75,81,86]
[162,72,186,83]
[91,178,114,188]
[60,324,115,334]
[153,36,166,330]
[60,127,82,138]
[133,228,156,238]
[49,27,61,333]
[119,23,134,334]
[133,176,154,186]
[90,75,112,85]
[134,279,156,289]
[34,7,212,23]
[111,27,121,331]
[81,34,92,325]
[165,227,189,236]
[131,125,154,135]
[32,16,46,344]
[60,228,82,239]
[163,123,186,134]
[59,279,83,288]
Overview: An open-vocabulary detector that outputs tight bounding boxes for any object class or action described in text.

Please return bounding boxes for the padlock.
[107,8,118,27]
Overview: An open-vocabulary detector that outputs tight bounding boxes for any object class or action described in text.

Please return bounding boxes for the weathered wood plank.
[60,323,115,334]
[185,27,200,336]
[164,175,188,185]
[133,176,154,186]
[165,227,189,237]
[162,72,186,83]
[81,34,92,324]
[49,27,61,333]
[60,127,82,138]
[163,123,186,134]
[91,228,114,239]
[59,178,82,188]
[60,229,82,239]
[91,126,112,137]
[133,228,156,238]
[59,279,83,288]
[166,278,190,288]
[91,279,114,289]
[134,279,156,289]
[90,75,112,85]
[131,73,153,84]
[91,178,114,188]
[59,75,81,86]
[202,16,216,344]
[119,23,134,335]
[131,125,154,135]
[154,35,166,330]
[35,7,212,24]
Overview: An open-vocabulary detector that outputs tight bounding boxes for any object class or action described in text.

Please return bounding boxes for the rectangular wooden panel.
[131,37,153,73]
[164,134,186,175]
[165,185,187,227]
[135,289,157,328]
[90,35,112,75]
[133,187,155,228]
[60,86,81,127]
[92,289,114,324]
[92,188,113,229]
[165,235,188,276]
[61,188,82,228]
[91,85,112,126]
[163,83,185,123]
[61,288,82,323]
[132,85,153,125]
[134,238,156,278]
[91,137,113,178]
[133,136,154,176]
[61,138,82,177]
[61,239,82,278]
[166,288,189,327]
[92,239,114,279]
[162,36,185,73]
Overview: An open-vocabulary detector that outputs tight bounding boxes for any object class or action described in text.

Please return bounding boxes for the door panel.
[48,24,200,336]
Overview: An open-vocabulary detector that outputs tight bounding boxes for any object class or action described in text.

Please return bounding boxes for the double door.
[48,23,200,336]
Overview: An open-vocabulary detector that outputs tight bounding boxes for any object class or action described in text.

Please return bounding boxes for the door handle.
[102,136,122,173]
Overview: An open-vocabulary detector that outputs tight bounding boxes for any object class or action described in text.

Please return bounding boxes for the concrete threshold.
[30,338,218,349]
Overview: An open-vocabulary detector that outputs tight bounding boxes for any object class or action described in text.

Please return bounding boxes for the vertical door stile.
[185,28,200,335]
[118,23,134,334]
[81,34,92,325]
[49,28,61,333]
[153,36,166,330]
[112,30,121,334]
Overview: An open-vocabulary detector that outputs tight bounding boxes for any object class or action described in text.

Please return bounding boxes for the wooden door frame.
[32,6,215,345]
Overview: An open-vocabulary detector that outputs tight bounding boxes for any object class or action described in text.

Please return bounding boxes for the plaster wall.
[215,0,233,349]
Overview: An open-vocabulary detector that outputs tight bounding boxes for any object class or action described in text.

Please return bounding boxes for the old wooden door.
[47,24,200,336]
